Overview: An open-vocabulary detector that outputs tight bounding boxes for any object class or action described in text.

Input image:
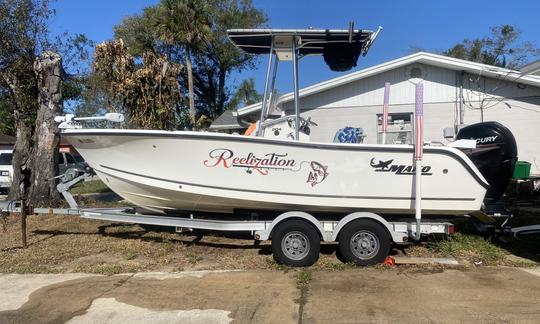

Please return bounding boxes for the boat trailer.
[0,169,456,266]
[0,169,537,266]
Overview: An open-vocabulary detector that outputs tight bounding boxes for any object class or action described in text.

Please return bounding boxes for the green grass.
[70,180,111,195]
[318,259,348,271]
[294,270,312,287]
[186,252,203,264]
[429,232,507,263]
[77,198,134,208]
[124,251,139,260]
[265,257,288,271]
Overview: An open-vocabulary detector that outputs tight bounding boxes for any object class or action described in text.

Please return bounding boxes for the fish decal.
[370,158,394,169]
[307,161,328,187]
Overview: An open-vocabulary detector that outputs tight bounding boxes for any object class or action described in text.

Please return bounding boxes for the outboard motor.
[455,122,518,207]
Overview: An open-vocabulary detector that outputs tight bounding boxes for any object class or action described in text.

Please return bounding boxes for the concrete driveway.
[1,267,539,323]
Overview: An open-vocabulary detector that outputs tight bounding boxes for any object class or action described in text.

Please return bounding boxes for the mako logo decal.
[370,158,432,175]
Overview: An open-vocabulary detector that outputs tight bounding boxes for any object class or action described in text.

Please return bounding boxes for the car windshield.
[0,153,13,165]
[65,153,76,164]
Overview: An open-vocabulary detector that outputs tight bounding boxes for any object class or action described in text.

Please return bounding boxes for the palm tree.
[153,0,211,126]
[228,78,261,110]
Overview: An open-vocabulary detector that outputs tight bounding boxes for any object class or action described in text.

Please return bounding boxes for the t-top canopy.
[227,27,381,71]
[227,28,377,55]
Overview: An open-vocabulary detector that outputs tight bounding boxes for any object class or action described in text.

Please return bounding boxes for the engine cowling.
[455,121,517,203]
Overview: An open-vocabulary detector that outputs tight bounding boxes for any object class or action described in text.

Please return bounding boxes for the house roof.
[208,110,245,130]
[521,59,540,75]
[237,51,540,116]
[0,134,15,144]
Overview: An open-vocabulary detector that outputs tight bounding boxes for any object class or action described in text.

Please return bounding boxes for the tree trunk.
[28,52,62,207]
[9,113,33,201]
[217,69,226,119]
[185,46,196,126]
[5,69,36,202]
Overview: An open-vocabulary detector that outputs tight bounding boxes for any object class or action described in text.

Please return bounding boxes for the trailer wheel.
[338,219,390,266]
[272,220,320,267]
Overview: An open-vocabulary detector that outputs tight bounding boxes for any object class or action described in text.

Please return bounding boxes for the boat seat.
[333,127,364,144]
[244,122,258,136]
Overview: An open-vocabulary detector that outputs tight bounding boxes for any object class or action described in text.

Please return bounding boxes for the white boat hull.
[64,130,488,215]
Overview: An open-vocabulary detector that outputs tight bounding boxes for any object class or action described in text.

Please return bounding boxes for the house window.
[376,112,414,144]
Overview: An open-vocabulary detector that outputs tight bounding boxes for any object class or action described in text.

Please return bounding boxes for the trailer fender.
[331,212,402,243]
[257,211,326,241]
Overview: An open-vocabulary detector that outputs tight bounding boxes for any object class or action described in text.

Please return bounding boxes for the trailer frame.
[1,169,535,266]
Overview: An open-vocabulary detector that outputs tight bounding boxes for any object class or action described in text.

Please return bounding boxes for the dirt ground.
[0,212,538,274]
[1,208,539,323]
[1,268,540,323]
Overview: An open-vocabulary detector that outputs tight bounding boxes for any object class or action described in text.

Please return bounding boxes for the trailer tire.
[272,220,320,267]
[338,219,390,266]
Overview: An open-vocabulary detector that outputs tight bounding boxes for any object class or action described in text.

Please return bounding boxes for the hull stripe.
[98,164,476,202]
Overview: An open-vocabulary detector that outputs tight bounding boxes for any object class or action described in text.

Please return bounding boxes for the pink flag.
[382,82,390,132]
[414,82,424,161]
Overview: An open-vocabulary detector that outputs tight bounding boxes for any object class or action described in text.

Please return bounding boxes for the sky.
[49,0,540,95]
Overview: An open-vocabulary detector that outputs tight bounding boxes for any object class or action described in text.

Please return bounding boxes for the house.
[229,52,540,174]
[208,110,246,133]
[521,59,540,76]
[0,134,15,150]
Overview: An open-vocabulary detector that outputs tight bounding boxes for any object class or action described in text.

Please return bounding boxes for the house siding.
[275,64,540,174]
[281,64,540,111]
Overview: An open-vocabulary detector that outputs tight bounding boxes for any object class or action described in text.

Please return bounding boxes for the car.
[58,151,88,175]
[0,150,87,194]
[0,150,13,194]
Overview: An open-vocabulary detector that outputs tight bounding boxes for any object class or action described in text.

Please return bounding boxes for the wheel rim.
[350,230,380,260]
[281,231,310,261]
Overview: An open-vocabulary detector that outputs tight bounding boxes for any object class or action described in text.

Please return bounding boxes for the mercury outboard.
[455,121,518,216]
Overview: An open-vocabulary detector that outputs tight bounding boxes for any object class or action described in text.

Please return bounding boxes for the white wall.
[481,98,540,174]
[275,63,540,174]
[281,64,540,111]
[300,102,455,145]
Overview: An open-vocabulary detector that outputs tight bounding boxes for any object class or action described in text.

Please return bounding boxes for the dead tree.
[6,71,36,203]
[93,40,183,130]
[28,51,62,206]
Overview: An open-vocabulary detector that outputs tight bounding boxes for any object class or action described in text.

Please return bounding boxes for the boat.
[61,26,516,216]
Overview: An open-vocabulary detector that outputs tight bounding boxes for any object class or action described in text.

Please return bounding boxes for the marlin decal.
[307,161,329,187]
[370,158,393,169]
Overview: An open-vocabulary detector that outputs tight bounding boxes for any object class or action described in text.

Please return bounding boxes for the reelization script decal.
[203,148,328,187]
